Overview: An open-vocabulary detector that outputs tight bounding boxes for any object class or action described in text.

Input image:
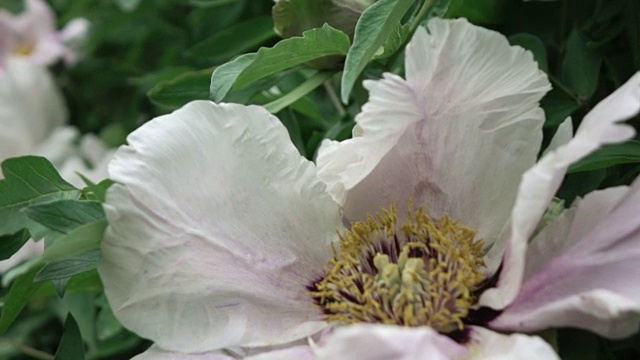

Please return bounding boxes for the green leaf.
[0,230,30,261]
[187,16,276,64]
[23,200,105,237]
[562,28,602,99]
[234,24,350,90]
[0,267,44,333]
[35,249,102,282]
[0,157,79,236]
[43,221,107,263]
[95,295,123,341]
[569,141,640,173]
[80,178,114,203]
[625,0,640,68]
[272,0,370,39]
[509,33,549,73]
[148,68,213,109]
[445,0,506,25]
[210,53,257,102]
[541,90,581,128]
[340,0,414,103]
[374,23,410,60]
[55,314,86,360]
[264,72,334,114]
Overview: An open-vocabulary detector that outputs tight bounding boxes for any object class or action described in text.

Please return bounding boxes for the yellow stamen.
[13,42,35,56]
[309,204,485,333]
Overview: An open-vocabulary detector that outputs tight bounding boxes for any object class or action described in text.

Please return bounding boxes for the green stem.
[0,338,54,360]
[324,80,347,117]
[408,0,435,34]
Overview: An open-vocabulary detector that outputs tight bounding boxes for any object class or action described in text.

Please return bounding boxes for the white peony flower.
[0,0,88,67]
[0,57,113,273]
[99,18,640,359]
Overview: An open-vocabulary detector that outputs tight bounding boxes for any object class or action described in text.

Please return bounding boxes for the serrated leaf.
[0,267,44,333]
[509,33,548,73]
[148,68,213,109]
[35,249,102,282]
[0,230,30,260]
[55,314,85,360]
[233,24,350,90]
[0,157,79,236]
[42,221,107,263]
[569,141,640,173]
[562,28,602,99]
[340,0,414,103]
[210,53,257,102]
[187,16,276,64]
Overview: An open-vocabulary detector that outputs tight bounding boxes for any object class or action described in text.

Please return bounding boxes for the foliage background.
[0,0,639,358]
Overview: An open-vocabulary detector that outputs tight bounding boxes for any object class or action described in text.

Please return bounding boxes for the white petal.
[465,326,559,360]
[0,57,67,162]
[480,71,640,309]
[542,118,573,157]
[132,346,233,360]
[491,179,640,338]
[314,324,467,360]
[245,345,314,360]
[0,239,43,274]
[99,101,342,352]
[317,18,549,246]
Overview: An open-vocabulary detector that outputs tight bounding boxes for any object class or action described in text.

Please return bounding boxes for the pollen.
[308,204,486,333]
[12,42,35,57]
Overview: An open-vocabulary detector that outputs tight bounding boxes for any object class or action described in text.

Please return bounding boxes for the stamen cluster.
[309,205,486,332]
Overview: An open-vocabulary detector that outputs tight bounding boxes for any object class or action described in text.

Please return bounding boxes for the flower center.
[308,205,486,333]
[13,42,35,56]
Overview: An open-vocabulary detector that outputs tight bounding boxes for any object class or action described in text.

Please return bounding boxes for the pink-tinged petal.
[0,57,67,162]
[466,326,559,360]
[245,345,314,360]
[21,0,56,39]
[59,18,89,65]
[480,72,640,309]
[100,101,342,352]
[132,346,233,360]
[492,179,640,338]
[317,18,549,246]
[314,324,467,359]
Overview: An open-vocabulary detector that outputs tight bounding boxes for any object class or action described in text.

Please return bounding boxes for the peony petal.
[317,18,549,246]
[542,118,573,156]
[132,346,233,360]
[491,179,640,338]
[100,101,342,352]
[480,71,640,309]
[465,326,559,360]
[245,345,314,360]
[314,324,467,359]
[0,239,43,274]
[0,57,67,155]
